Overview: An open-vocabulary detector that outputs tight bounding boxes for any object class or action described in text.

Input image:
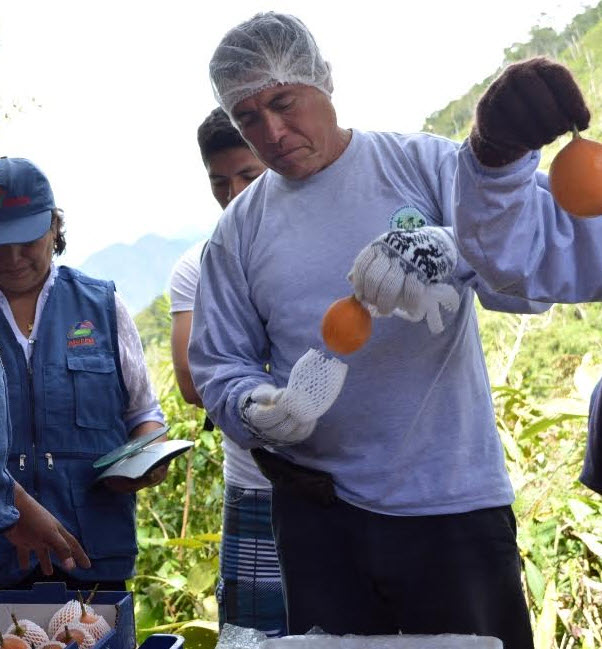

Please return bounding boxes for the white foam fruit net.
[48,601,82,638]
[51,621,96,649]
[279,348,348,423]
[80,615,111,641]
[6,620,49,646]
[40,642,66,649]
[48,601,111,642]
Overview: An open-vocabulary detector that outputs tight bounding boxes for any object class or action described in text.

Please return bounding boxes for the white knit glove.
[240,349,348,445]
[349,227,460,334]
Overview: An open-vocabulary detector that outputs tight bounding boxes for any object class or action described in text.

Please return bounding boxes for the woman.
[0,157,167,590]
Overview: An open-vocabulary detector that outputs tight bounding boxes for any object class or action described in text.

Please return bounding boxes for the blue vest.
[0,266,136,584]
[0,363,19,532]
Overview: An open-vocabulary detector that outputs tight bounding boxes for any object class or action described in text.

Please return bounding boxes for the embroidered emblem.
[389,206,427,231]
[67,320,96,347]
[0,187,31,209]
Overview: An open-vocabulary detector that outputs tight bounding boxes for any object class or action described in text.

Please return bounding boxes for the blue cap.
[0,157,55,245]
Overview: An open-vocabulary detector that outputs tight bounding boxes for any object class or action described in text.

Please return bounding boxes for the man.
[170,109,287,636]
[170,108,266,406]
[189,12,586,647]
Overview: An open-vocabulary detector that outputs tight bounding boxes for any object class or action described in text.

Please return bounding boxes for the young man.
[169,109,287,636]
[186,13,589,647]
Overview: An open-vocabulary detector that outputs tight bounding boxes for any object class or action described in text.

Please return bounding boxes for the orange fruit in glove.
[322,296,372,355]
[549,129,602,217]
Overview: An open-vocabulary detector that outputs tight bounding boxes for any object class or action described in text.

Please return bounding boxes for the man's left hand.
[470,57,591,167]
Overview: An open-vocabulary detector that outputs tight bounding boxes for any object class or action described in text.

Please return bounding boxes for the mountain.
[422,1,602,158]
[77,233,206,314]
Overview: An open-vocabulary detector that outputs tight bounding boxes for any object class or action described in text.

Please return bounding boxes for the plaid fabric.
[217,484,286,637]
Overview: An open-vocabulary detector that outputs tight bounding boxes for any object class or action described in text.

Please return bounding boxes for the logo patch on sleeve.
[389,206,427,231]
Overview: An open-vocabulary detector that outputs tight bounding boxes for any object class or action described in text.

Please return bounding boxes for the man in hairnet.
[189,12,589,646]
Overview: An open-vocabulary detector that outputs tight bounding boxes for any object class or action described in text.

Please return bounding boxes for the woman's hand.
[102,464,169,493]
[4,483,91,574]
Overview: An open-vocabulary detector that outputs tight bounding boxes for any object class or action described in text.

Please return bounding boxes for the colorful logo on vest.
[67,320,96,347]
[389,206,427,231]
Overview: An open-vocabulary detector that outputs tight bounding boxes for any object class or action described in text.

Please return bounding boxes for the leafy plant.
[132,303,222,648]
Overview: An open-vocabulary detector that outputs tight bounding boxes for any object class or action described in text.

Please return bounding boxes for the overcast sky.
[0,0,592,267]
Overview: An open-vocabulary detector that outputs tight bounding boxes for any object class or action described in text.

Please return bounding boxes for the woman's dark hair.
[52,208,66,256]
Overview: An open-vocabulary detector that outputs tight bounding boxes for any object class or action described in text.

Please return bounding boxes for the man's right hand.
[240,349,348,446]
[3,483,90,575]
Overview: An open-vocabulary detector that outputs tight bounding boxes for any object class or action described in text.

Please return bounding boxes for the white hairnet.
[209,12,334,117]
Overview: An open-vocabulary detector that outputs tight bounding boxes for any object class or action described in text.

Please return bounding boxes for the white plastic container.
[262,636,502,649]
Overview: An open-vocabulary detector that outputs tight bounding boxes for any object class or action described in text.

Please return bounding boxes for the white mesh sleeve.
[279,349,348,422]
[241,349,348,445]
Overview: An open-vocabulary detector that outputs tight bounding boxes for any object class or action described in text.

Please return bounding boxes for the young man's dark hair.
[197,107,249,165]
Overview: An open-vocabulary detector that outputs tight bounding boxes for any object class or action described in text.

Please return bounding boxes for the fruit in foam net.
[47,601,79,639]
[0,632,29,649]
[48,587,109,641]
[39,642,66,649]
[321,295,372,355]
[6,615,49,646]
[549,126,602,218]
[53,625,95,649]
[74,592,110,641]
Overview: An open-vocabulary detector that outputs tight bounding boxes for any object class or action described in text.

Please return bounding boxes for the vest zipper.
[19,454,26,471]
[45,453,54,470]
[28,349,39,499]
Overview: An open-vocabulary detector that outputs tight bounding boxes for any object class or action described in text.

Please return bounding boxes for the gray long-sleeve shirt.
[189,129,547,516]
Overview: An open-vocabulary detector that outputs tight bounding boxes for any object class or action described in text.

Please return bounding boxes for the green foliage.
[135,294,172,348]
[132,295,221,648]
[478,303,602,646]
[422,1,602,145]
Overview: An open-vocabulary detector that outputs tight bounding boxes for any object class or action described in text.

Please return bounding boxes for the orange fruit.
[549,130,602,217]
[321,296,372,355]
[54,626,90,648]
[0,634,29,649]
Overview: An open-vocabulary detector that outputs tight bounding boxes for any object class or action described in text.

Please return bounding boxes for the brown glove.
[470,57,590,167]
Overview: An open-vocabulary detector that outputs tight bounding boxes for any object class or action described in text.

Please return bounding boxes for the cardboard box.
[0,582,135,649]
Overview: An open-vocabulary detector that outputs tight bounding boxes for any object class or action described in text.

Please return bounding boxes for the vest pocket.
[70,482,138,559]
[66,355,120,429]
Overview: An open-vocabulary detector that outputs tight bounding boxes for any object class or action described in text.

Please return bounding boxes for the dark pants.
[2,565,126,592]
[271,485,534,649]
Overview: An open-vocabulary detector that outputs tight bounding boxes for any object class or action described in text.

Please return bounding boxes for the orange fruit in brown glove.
[322,296,372,355]
[549,129,602,217]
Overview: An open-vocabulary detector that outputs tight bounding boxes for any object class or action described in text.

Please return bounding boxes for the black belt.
[251,447,336,506]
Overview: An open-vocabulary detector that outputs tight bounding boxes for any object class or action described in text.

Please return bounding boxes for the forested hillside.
[132,5,602,647]
[423,1,602,155]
